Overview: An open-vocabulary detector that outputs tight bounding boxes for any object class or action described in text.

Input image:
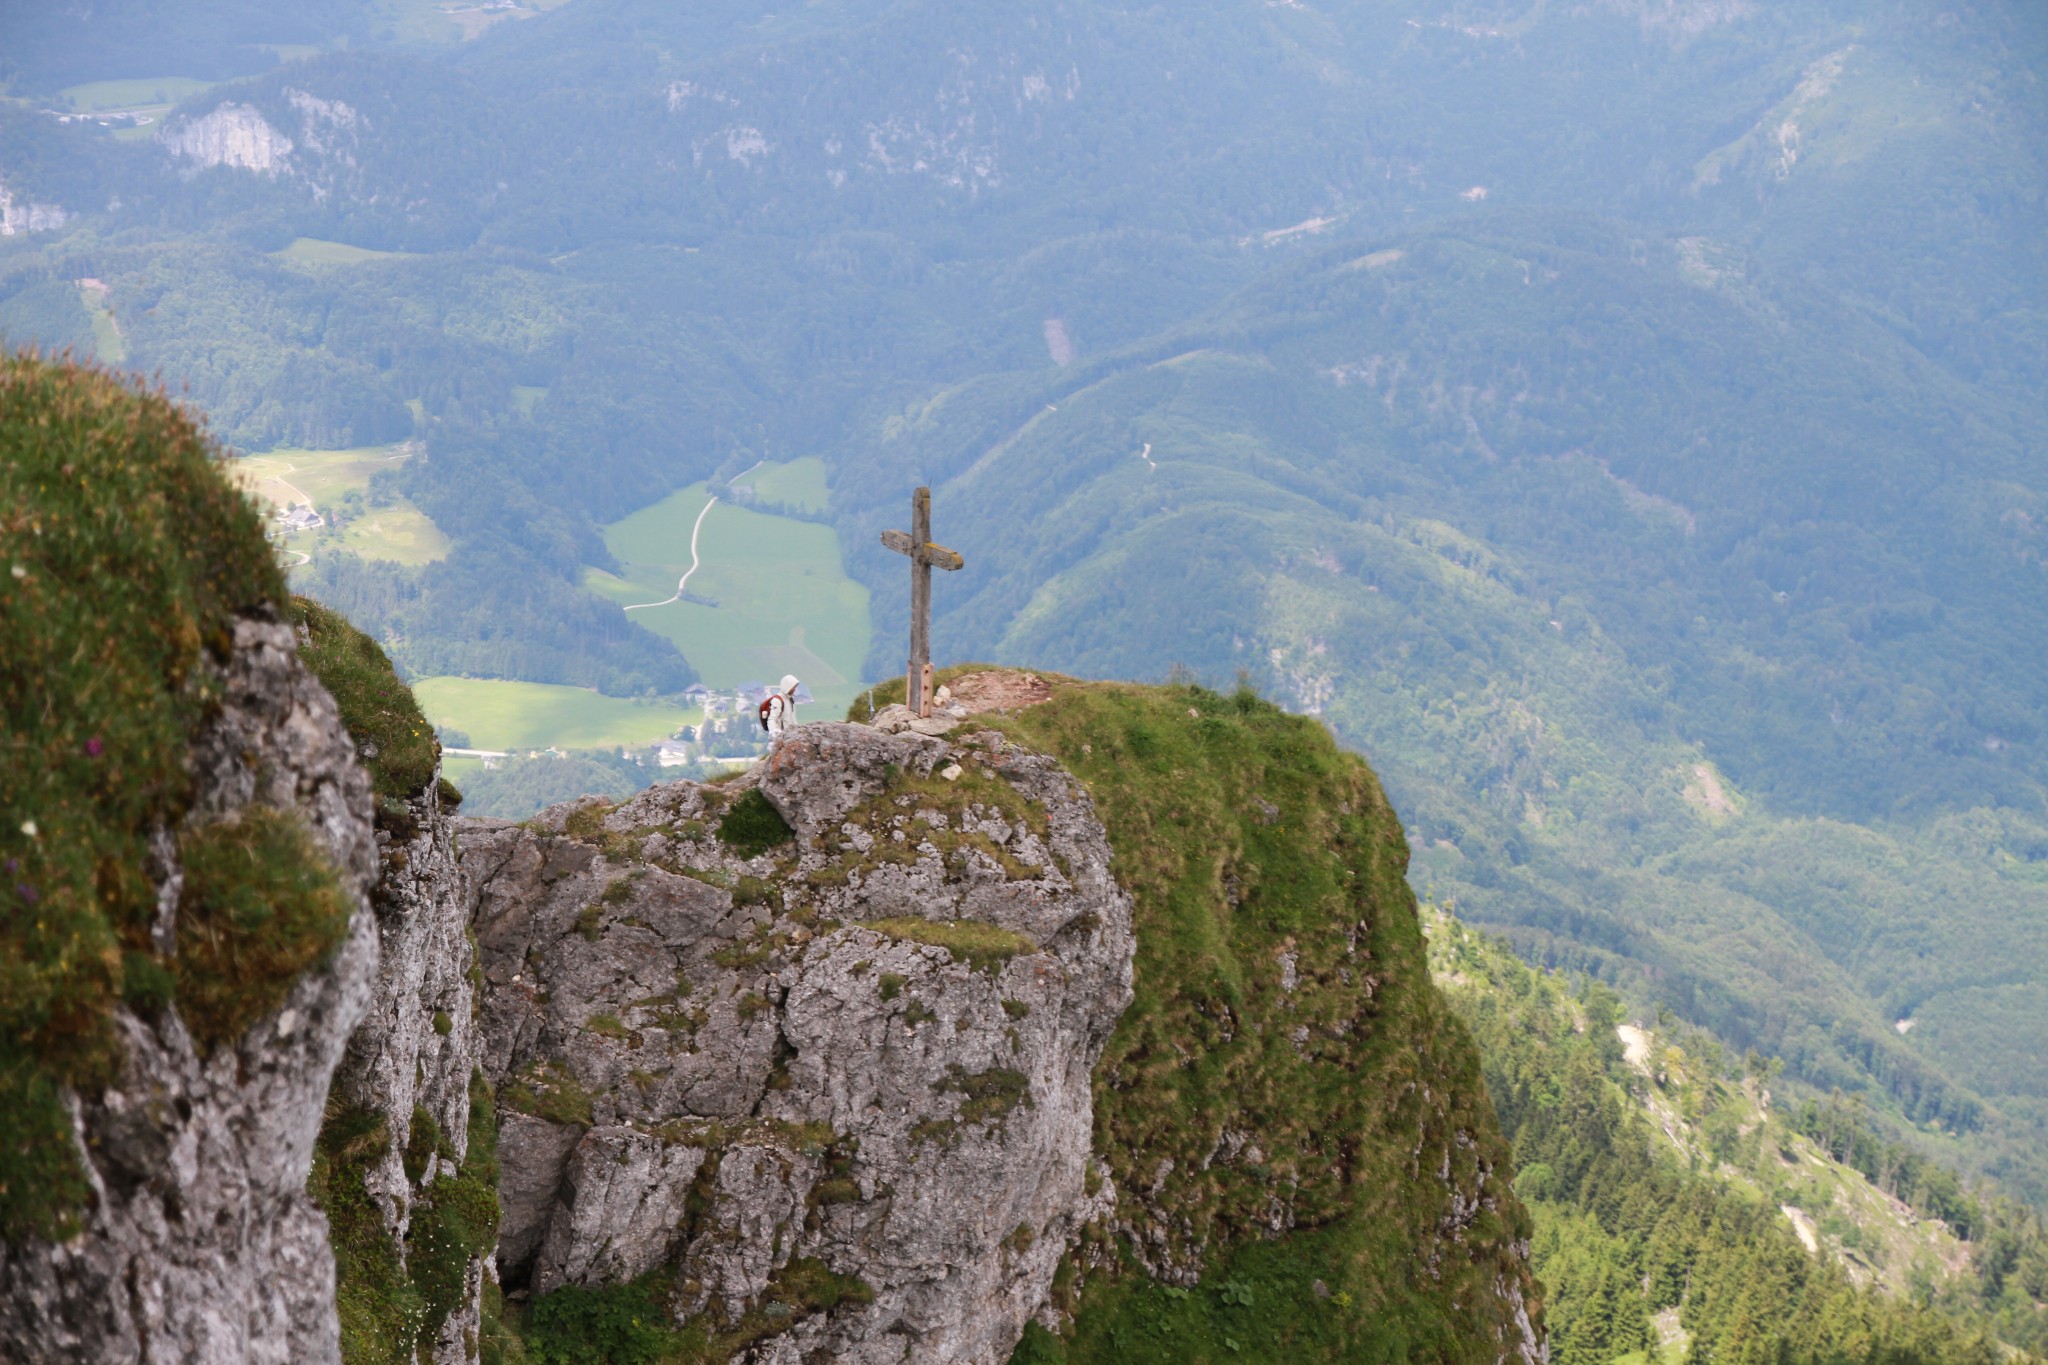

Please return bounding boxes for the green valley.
[831,216,2048,1203]
[273,237,422,267]
[233,444,450,566]
[586,470,872,718]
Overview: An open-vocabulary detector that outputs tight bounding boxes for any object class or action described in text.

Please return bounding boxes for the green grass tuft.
[866,916,1038,972]
[915,672,1541,1362]
[519,1254,876,1364]
[523,1274,679,1364]
[173,806,356,1054]
[291,596,440,805]
[407,1071,504,1350]
[313,1071,504,1364]
[404,1106,442,1185]
[312,1100,425,1361]
[501,1062,596,1130]
[937,1063,1033,1127]
[715,789,793,859]
[1,353,289,1240]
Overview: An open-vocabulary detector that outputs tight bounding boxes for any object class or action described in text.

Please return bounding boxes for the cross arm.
[881,529,965,571]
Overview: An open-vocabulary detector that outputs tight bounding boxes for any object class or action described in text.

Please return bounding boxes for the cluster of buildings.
[45,109,158,131]
[274,505,325,534]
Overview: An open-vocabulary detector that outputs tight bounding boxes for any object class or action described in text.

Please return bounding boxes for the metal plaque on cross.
[881,486,964,718]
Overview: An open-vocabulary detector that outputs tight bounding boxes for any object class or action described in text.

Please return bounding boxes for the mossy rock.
[174,805,358,1054]
[715,788,794,859]
[0,353,305,1240]
[882,673,1538,1363]
[866,917,1038,972]
[291,596,442,809]
[312,1070,503,1363]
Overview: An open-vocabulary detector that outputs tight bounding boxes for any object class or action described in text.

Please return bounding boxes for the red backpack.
[756,694,783,732]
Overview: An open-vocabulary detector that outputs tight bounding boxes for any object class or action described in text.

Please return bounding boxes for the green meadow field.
[232,445,449,564]
[441,754,487,787]
[587,465,873,716]
[411,678,699,751]
[59,77,213,110]
[274,238,420,267]
[336,505,449,566]
[78,284,124,363]
[57,77,215,141]
[742,455,829,512]
[235,445,408,507]
[370,0,578,46]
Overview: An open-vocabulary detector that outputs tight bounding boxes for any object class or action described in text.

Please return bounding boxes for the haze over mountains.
[2,0,2045,1211]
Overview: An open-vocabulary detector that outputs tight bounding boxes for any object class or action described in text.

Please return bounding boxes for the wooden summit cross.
[881,486,964,718]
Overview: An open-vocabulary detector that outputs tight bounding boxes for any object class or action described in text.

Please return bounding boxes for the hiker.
[758,674,801,773]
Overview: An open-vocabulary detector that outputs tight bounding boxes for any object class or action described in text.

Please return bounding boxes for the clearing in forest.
[585,463,871,717]
[376,0,578,46]
[60,77,214,110]
[737,455,830,512]
[76,281,124,363]
[55,77,216,141]
[231,443,449,565]
[274,238,420,267]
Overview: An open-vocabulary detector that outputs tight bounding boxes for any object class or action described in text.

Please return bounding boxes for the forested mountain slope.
[1428,910,2047,1364]
[2,0,2042,1210]
[838,211,2048,1198]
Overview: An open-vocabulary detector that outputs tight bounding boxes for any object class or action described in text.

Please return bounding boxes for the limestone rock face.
[160,102,295,173]
[0,615,380,1364]
[158,88,362,199]
[461,720,1133,1364]
[330,765,487,1364]
[0,177,67,236]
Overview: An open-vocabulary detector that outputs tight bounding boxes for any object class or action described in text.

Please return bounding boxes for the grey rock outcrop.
[330,761,487,1364]
[160,102,294,174]
[0,615,381,1364]
[461,721,1133,1363]
[0,176,68,236]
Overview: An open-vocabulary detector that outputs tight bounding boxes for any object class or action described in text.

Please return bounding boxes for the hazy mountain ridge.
[838,212,2048,1195]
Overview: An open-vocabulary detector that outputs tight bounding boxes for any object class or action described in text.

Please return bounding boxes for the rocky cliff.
[1,357,1538,1364]
[0,608,379,1362]
[291,599,495,1365]
[463,673,1543,1364]
[0,358,380,1362]
[0,177,68,237]
[461,720,1132,1362]
[859,670,1544,1364]
[0,360,489,1365]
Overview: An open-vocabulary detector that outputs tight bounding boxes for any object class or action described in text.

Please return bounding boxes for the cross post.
[880,486,964,717]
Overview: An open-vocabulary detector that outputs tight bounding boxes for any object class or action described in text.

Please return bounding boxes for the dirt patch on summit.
[946,670,1054,714]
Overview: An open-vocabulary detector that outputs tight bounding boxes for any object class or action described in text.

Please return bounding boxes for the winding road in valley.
[624,494,718,611]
